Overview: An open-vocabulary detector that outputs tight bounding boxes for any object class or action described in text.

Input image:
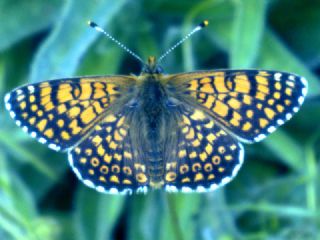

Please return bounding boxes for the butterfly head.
[141,56,164,75]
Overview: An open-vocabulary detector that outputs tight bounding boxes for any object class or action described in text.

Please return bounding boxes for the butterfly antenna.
[88,21,144,64]
[158,20,209,63]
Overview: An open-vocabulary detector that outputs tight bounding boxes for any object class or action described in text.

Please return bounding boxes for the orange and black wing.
[4,76,135,151]
[164,106,243,192]
[167,70,308,143]
[68,110,150,194]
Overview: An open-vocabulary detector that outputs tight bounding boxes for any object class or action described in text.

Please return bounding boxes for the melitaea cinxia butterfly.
[4,21,307,194]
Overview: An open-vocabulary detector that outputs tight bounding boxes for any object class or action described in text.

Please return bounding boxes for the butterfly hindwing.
[168,70,308,142]
[4,76,135,151]
[68,110,149,194]
[163,106,243,192]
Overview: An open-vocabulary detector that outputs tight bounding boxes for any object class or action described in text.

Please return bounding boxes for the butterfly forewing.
[168,70,308,143]
[5,76,135,151]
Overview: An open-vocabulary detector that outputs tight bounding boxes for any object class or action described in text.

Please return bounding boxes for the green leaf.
[182,0,222,71]
[202,192,241,239]
[0,0,61,51]
[30,0,128,82]
[269,0,320,65]
[128,192,165,240]
[231,0,266,68]
[257,30,320,97]
[0,153,52,239]
[163,193,202,240]
[263,130,304,171]
[74,186,125,240]
[77,41,124,76]
[0,130,56,179]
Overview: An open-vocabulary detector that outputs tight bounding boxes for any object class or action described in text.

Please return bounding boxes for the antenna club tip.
[88,20,97,28]
[200,20,209,28]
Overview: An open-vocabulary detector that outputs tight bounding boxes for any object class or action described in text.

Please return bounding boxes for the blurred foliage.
[1,0,320,239]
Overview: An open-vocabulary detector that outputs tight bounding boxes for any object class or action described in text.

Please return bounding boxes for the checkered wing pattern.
[68,111,149,194]
[4,76,134,151]
[164,107,243,192]
[169,70,308,142]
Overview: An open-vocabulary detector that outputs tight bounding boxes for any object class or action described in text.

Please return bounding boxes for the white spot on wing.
[96,186,105,193]
[221,177,231,185]
[165,185,178,192]
[181,186,192,193]
[209,184,219,191]
[39,138,47,144]
[28,85,35,93]
[196,186,206,193]
[83,180,95,188]
[48,143,61,151]
[288,75,295,81]
[277,119,284,125]
[254,134,266,142]
[5,103,11,111]
[30,132,37,138]
[10,111,16,118]
[301,77,307,86]
[109,188,119,194]
[22,126,28,133]
[267,126,276,133]
[286,113,292,120]
[298,96,304,105]
[4,93,10,103]
[302,87,307,97]
[274,73,282,81]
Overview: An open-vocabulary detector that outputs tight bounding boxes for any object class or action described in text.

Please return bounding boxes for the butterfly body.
[123,72,169,187]
[5,55,308,194]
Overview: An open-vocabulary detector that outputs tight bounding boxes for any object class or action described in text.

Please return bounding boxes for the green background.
[1,0,320,239]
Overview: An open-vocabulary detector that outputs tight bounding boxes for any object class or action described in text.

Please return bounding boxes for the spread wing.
[166,70,308,143]
[4,76,135,151]
[68,100,244,194]
[163,105,243,192]
[68,109,150,194]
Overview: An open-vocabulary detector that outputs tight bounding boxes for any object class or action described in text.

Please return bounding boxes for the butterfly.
[4,21,308,194]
